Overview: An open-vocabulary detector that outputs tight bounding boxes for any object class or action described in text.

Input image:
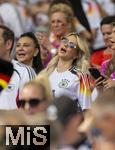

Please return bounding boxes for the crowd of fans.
[0,0,115,149]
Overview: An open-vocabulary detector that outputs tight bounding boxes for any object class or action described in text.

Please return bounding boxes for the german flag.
[0,59,13,92]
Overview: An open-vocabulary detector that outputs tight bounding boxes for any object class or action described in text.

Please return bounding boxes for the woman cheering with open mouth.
[45,32,91,110]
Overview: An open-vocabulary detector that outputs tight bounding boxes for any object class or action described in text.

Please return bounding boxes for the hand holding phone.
[89,68,106,87]
[89,68,105,80]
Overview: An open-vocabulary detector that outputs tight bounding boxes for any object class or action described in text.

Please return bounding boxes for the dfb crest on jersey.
[58,79,70,88]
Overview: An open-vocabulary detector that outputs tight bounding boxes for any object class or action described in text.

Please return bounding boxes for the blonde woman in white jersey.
[44,32,91,110]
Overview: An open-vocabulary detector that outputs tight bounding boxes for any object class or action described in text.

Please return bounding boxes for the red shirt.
[90,50,112,67]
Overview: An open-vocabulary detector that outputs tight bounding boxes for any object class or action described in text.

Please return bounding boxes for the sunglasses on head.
[17,98,43,108]
[61,37,77,49]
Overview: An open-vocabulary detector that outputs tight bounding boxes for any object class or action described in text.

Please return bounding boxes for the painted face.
[0,28,7,59]
[18,84,45,115]
[101,24,112,47]
[16,37,38,66]
[58,35,78,61]
[109,26,115,51]
[50,12,69,38]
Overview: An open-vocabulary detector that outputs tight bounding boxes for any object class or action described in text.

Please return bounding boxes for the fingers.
[95,77,103,82]
[34,32,40,38]
[104,83,110,89]
[103,82,112,89]
[35,32,49,44]
[95,77,106,85]
[35,32,52,52]
[95,77,106,89]
[35,32,48,39]
[103,80,108,85]
[103,79,109,89]
[95,81,103,87]
[103,79,115,89]
[35,32,43,41]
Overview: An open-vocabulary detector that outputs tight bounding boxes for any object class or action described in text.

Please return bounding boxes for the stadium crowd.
[0,0,115,149]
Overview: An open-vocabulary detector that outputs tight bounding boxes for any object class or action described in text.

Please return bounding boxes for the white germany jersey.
[49,67,91,110]
[0,60,36,110]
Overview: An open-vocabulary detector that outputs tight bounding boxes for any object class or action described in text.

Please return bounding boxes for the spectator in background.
[18,73,52,115]
[0,0,35,58]
[80,89,115,150]
[16,32,44,73]
[48,3,76,49]
[48,2,91,49]
[92,89,115,144]
[50,0,92,42]
[47,96,88,150]
[28,0,50,32]
[36,3,76,67]
[92,22,115,101]
[101,22,115,87]
[0,0,34,39]
[45,32,91,110]
[96,0,115,16]
[90,16,115,69]
[0,25,36,110]
[36,2,90,67]
[66,0,105,52]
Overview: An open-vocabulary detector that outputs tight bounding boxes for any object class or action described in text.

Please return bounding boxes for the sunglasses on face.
[61,37,77,49]
[17,98,43,108]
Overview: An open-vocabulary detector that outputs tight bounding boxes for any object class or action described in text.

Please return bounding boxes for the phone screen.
[89,68,105,80]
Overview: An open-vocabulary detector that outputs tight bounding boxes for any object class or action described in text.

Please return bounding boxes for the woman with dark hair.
[92,22,115,101]
[16,32,44,73]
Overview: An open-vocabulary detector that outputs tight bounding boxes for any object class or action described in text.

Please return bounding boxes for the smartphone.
[89,68,105,80]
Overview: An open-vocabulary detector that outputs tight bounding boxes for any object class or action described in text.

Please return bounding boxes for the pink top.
[43,33,60,67]
[101,59,115,79]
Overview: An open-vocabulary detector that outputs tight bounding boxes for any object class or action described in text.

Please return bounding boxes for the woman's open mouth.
[17,53,26,58]
[60,48,67,53]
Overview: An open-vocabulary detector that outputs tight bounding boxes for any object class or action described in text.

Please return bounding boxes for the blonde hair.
[48,3,75,32]
[46,33,90,75]
[24,73,53,102]
[105,22,115,77]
